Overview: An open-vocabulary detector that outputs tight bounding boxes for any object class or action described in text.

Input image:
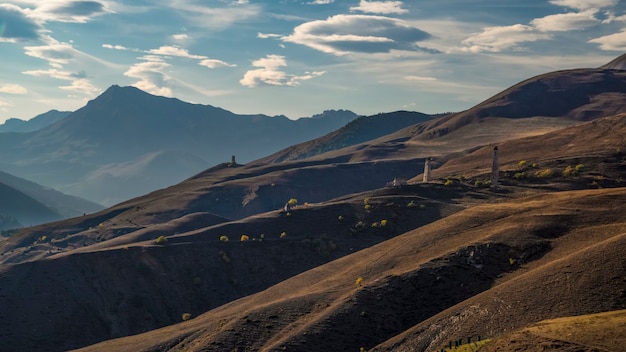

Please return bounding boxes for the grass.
[437,338,492,352]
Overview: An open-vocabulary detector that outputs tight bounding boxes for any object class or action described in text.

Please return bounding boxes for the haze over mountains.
[0,86,362,206]
[0,55,625,352]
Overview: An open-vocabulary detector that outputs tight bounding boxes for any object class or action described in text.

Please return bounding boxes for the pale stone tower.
[423,157,432,183]
[491,146,499,186]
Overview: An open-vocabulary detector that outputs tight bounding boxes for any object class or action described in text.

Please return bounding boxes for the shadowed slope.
[73,187,626,352]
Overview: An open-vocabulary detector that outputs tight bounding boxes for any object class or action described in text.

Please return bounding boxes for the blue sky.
[1,0,625,122]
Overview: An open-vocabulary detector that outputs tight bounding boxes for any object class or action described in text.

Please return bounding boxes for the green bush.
[154,236,168,245]
[444,179,453,186]
[535,168,553,178]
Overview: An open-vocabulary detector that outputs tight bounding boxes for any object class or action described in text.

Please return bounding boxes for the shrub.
[474,180,484,187]
[407,200,417,207]
[219,235,229,242]
[287,198,298,205]
[182,313,192,321]
[518,160,527,169]
[371,222,380,228]
[355,277,363,286]
[280,232,287,239]
[562,165,574,176]
[513,172,526,179]
[444,179,453,186]
[240,234,250,241]
[380,219,388,227]
[154,235,168,245]
[575,163,584,172]
[338,215,344,221]
[535,168,553,178]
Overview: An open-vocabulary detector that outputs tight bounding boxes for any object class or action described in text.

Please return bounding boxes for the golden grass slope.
[74,187,626,352]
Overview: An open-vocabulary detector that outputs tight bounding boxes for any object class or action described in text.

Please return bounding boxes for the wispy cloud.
[350,1,408,15]
[0,83,28,94]
[124,55,173,97]
[531,9,600,31]
[588,28,626,50]
[0,4,44,42]
[165,0,261,29]
[199,59,236,69]
[283,14,434,55]
[462,25,551,53]
[240,54,325,87]
[30,0,112,23]
[549,0,618,10]
[22,68,99,94]
[308,0,334,4]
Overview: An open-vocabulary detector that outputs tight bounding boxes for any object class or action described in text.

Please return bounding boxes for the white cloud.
[588,28,626,50]
[240,54,324,87]
[602,11,626,24]
[123,55,173,96]
[24,42,81,68]
[258,32,282,39]
[283,14,433,55]
[531,9,600,31]
[549,0,618,10]
[102,43,130,51]
[165,0,261,29]
[462,24,552,53]
[308,0,334,4]
[172,33,189,40]
[29,0,112,23]
[22,68,99,94]
[350,0,408,14]
[199,59,236,69]
[404,75,437,81]
[0,84,28,94]
[148,45,206,59]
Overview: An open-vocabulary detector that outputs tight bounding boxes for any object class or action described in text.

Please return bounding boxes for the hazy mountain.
[0,170,103,230]
[0,181,60,230]
[0,85,358,205]
[0,110,70,133]
[257,110,435,163]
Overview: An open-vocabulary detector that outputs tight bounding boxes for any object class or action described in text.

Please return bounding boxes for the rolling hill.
[0,56,625,351]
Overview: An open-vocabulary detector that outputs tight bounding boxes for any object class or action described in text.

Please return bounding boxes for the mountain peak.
[601,53,626,70]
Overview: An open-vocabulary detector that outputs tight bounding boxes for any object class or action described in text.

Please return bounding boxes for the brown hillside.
[74,187,626,352]
[478,310,626,352]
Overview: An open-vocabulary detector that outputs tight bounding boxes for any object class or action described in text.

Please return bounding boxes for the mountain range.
[0,54,625,351]
[0,87,363,206]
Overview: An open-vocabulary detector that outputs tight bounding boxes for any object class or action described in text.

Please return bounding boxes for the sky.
[1,0,626,123]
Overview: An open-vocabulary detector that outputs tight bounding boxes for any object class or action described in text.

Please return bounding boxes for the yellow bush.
[219,235,229,242]
[182,313,192,321]
[154,235,168,245]
[535,168,553,178]
[280,231,287,239]
[355,277,363,286]
[240,234,250,241]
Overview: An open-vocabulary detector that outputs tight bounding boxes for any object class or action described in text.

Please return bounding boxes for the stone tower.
[491,146,499,186]
[423,157,431,183]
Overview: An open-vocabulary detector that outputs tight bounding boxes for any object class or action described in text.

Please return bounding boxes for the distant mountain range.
[0,110,70,133]
[0,170,103,230]
[0,85,359,205]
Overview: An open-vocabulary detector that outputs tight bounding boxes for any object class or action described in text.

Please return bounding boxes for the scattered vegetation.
[534,168,554,178]
[287,198,298,206]
[364,198,372,210]
[219,235,229,242]
[280,231,287,239]
[240,234,250,242]
[444,178,453,186]
[407,200,417,208]
[355,277,363,286]
[154,235,168,245]
[181,313,192,321]
[337,215,344,221]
